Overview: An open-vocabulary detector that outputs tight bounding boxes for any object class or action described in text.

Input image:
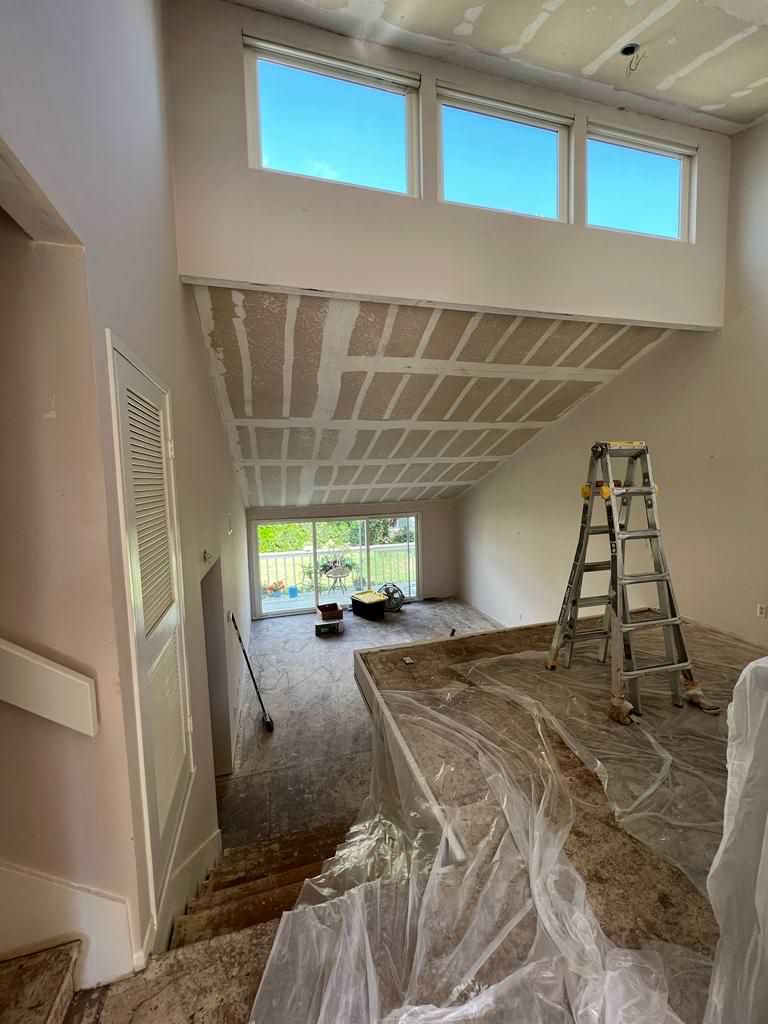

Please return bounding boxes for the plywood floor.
[216,599,497,849]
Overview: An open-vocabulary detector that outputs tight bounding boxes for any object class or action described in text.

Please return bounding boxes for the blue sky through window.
[257,59,408,193]
[441,104,559,219]
[587,139,682,239]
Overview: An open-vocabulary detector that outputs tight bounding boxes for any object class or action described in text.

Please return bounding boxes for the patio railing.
[258,543,417,600]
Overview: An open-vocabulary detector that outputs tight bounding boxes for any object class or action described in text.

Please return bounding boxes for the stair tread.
[64,922,278,1024]
[189,860,323,913]
[172,880,304,949]
[0,940,80,1024]
[209,826,346,892]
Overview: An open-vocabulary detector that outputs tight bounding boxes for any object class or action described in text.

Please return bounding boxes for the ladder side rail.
[546,453,600,669]
[601,449,632,715]
[642,452,686,705]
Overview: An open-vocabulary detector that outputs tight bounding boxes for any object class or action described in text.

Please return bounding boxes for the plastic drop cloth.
[249,646,732,1024]
[705,656,768,1024]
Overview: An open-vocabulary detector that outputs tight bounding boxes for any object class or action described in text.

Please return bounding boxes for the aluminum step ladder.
[546,441,719,723]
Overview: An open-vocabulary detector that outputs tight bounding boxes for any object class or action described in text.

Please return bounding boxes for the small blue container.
[288,585,299,599]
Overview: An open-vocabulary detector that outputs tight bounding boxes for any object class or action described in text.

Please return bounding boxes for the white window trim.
[243,36,421,197]
[586,121,696,243]
[436,84,572,224]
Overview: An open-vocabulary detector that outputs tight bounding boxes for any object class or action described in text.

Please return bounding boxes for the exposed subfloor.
[216,598,497,849]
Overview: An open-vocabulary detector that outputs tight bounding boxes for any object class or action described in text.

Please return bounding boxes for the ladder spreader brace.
[545,441,719,724]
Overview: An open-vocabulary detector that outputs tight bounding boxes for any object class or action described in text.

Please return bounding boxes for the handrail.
[0,637,98,736]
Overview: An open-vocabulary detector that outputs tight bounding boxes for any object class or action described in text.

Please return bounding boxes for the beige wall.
[0,211,137,905]
[460,120,768,647]
[166,1,730,329]
[249,500,462,606]
[0,0,249,964]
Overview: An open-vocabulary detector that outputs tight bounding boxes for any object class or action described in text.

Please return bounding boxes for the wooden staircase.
[1,825,346,1024]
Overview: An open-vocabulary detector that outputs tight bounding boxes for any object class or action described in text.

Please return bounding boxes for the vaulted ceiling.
[194,286,671,507]
[246,0,768,131]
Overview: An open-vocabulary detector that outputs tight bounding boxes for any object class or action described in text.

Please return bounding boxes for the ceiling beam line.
[341,356,613,382]
[225,418,549,430]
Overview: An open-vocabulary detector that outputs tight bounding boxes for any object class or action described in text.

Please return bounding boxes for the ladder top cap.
[600,440,647,448]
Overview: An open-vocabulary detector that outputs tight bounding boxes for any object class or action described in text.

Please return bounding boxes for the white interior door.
[114,351,191,897]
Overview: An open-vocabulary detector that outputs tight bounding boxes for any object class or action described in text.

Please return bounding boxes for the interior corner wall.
[248,500,462,604]
[0,0,250,970]
[459,120,768,648]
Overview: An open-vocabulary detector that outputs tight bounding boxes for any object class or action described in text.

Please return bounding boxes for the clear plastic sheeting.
[457,650,734,892]
[250,647,729,1023]
[705,657,768,1024]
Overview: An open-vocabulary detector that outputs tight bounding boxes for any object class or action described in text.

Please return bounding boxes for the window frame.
[436,85,572,223]
[243,36,421,198]
[585,122,696,243]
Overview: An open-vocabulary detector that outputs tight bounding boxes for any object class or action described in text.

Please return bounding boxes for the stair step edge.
[190,860,323,913]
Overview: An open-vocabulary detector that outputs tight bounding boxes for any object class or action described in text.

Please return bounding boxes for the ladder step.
[618,529,660,540]
[621,616,681,632]
[584,560,611,572]
[588,526,610,535]
[565,629,610,643]
[621,661,691,679]
[578,595,610,607]
[615,486,655,497]
[621,572,668,584]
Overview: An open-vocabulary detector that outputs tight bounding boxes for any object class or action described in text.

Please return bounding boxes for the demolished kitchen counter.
[250,619,763,1023]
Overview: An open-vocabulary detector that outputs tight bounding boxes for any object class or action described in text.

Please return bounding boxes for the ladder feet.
[544,659,558,671]
[683,682,720,715]
[609,697,636,725]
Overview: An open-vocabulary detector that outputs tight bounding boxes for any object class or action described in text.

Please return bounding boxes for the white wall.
[460,120,768,647]
[248,500,461,607]
[166,1,730,329]
[0,0,249,973]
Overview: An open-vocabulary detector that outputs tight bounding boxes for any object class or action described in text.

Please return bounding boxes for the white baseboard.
[153,828,222,953]
[0,858,134,988]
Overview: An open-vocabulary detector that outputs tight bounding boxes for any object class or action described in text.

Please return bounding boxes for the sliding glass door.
[255,521,316,614]
[254,514,420,618]
[315,519,366,605]
[368,516,418,598]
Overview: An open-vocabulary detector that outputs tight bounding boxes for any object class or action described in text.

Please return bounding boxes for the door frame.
[248,511,423,619]
[105,329,195,953]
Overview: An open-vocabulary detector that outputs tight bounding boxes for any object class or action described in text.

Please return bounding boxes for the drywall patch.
[502,0,567,56]
[348,301,389,356]
[528,379,599,420]
[290,295,328,415]
[477,379,533,421]
[369,428,406,458]
[384,305,434,357]
[657,24,759,91]
[423,308,475,359]
[358,372,404,419]
[559,322,623,367]
[507,379,560,420]
[493,317,555,364]
[390,374,440,419]
[457,313,516,361]
[242,290,286,418]
[333,371,367,418]
[393,429,432,458]
[418,376,470,420]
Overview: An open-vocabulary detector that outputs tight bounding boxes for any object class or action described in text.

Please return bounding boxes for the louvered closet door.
[114,352,191,897]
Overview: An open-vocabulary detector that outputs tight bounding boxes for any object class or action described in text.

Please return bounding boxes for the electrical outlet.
[757,603,767,619]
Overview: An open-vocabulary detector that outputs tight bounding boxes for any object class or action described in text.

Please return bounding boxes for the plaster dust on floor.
[216,599,497,849]
[246,615,762,1022]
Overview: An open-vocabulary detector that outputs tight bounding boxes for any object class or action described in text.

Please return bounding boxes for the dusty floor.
[216,599,497,849]
[360,619,765,962]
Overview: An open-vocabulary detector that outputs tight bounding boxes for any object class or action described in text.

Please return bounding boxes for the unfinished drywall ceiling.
[242,0,768,130]
[194,286,672,506]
